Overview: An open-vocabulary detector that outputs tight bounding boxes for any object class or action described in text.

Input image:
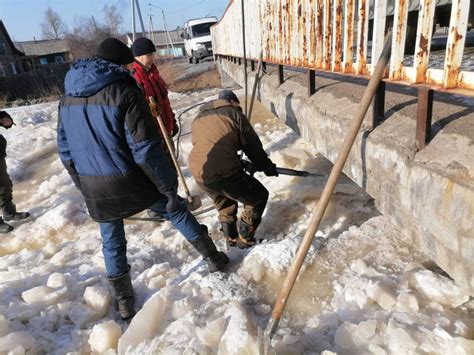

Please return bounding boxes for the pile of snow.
[0,90,472,353]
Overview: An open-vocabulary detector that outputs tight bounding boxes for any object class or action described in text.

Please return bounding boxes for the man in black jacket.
[57,38,228,320]
[0,111,30,233]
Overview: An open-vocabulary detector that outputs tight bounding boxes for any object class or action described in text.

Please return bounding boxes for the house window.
[55,56,64,63]
[39,58,48,65]
[0,43,6,55]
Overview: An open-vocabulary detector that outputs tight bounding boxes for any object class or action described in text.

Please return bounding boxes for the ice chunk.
[171,297,195,319]
[0,331,35,352]
[43,241,60,257]
[67,303,97,328]
[50,249,74,266]
[334,322,357,350]
[410,270,469,307]
[217,302,258,354]
[21,285,68,305]
[366,281,397,310]
[88,320,122,353]
[47,273,70,288]
[452,337,474,355]
[0,314,9,337]
[368,344,387,355]
[388,327,417,350]
[148,275,166,289]
[356,319,377,341]
[396,292,419,313]
[118,294,166,354]
[84,285,111,317]
[195,317,226,348]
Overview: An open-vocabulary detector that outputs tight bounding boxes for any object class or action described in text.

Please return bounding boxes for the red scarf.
[132,61,176,135]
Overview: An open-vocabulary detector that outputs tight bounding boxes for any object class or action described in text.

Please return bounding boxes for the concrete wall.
[218,59,474,295]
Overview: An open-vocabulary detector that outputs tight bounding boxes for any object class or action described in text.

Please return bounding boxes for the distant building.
[0,20,37,76]
[15,39,72,65]
[125,29,185,56]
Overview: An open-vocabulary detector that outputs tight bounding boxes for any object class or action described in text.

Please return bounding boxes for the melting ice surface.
[0,89,472,354]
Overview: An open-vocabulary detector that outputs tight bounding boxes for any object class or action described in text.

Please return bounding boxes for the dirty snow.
[0,88,472,354]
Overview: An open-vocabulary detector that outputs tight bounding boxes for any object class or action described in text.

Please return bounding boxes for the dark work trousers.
[0,157,13,207]
[197,171,269,228]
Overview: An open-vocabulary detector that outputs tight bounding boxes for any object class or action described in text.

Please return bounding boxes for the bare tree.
[102,4,123,36]
[66,16,115,59]
[41,7,67,40]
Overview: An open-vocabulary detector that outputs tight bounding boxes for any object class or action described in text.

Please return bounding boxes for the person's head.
[218,90,240,107]
[132,37,156,69]
[96,38,134,70]
[0,111,14,129]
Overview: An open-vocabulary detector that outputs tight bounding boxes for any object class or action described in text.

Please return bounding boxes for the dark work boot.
[188,225,229,273]
[237,220,257,249]
[221,222,238,248]
[3,201,30,221]
[108,268,136,320]
[0,217,13,233]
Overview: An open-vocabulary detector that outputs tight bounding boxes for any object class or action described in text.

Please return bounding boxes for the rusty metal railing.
[212,0,473,94]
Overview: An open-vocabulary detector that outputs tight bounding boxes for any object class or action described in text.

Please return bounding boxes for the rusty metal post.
[416,86,434,150]
[278,65,284,85]
[239,57,242,65]
[251,60,255,71]
[372,81,386,128]
[307,69,316,96]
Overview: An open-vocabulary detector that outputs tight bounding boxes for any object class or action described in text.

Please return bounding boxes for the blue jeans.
[99,195,202,278]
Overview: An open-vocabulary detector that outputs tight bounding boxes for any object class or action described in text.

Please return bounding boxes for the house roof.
[0,20,24,56]
[14,39,70,56]
[126,29,185,46]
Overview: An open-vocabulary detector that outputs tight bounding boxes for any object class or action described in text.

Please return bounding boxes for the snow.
[0,89,472,354]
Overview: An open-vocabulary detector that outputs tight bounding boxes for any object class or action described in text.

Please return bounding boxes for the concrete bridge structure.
[212,0,474,294]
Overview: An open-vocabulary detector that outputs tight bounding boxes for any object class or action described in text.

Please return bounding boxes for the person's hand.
[264,162,278,177]
[149,100,161,117]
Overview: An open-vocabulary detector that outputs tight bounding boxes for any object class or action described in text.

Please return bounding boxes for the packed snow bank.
[0,91,472,354]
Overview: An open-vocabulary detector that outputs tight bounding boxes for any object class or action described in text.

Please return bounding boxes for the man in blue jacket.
[57,38,228,320]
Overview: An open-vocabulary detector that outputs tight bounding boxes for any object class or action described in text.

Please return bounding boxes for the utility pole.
[131,0,136,41]
[148,12,155,44]
[149,3,177,57]
[134,0,146,38]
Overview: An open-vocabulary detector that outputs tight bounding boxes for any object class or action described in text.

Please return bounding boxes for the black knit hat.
[132,37,156,57]
[96,38,134,65]
[218,90,240,104]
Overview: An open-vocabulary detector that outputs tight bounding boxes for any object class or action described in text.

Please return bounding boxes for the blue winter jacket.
[57,58,177,222]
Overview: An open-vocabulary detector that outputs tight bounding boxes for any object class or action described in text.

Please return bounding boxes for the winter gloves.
[263,162,279,177]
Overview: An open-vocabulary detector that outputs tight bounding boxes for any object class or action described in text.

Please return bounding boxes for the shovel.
[258,30,393,354]
[149,97,202,211]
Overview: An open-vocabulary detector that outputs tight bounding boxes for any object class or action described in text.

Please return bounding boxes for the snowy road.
[0,90,472,354]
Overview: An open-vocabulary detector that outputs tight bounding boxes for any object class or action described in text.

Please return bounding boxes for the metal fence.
[211,0,473,95]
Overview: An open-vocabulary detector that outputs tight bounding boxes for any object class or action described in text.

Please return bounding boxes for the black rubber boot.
[3,201,30,221]
[237,220,257,249]
[188,225,229,273]
[0,217,13,233]
[221,222,238,248]
[108,268,136,320]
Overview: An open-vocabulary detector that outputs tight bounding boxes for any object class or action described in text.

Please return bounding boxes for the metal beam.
[416,86,434,150]
[307,69,316,96]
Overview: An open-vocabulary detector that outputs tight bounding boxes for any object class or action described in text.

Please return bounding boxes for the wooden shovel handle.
[269,30,393,324]
[149,97,193,201]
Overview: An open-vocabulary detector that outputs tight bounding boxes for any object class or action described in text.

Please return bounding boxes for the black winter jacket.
[57,58,177,222]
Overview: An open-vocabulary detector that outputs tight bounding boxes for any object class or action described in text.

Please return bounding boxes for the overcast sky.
[0,0,229,41]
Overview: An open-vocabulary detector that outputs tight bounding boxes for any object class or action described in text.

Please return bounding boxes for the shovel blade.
[185,195,202,211]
